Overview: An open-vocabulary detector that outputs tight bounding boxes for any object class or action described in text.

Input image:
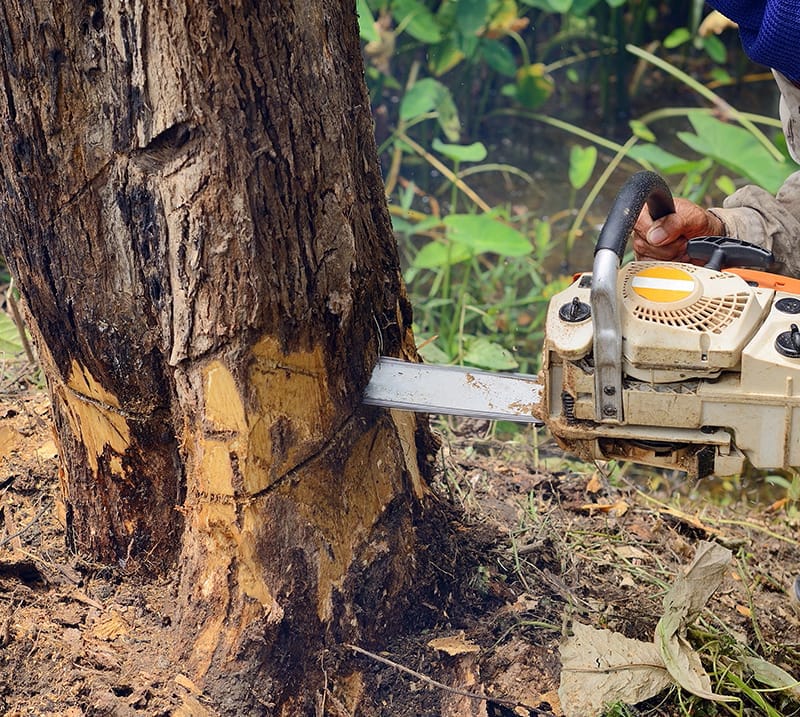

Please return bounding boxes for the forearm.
[708,171,800,277]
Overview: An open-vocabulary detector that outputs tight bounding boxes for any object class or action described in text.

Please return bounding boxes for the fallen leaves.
[559,541,755,716]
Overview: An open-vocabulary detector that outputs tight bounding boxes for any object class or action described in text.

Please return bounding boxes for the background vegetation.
[357,0,796,373]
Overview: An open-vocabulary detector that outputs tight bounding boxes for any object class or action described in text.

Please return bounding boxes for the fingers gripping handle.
[594,171,675,258]
[591,171,675,423]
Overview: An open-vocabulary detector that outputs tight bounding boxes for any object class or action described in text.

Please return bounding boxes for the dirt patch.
[1,391,800,716]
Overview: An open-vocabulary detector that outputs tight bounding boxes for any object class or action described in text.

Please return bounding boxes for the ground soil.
[1,376,799,716]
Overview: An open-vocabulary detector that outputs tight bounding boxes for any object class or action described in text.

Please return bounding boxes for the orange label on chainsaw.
[630,266,696,303]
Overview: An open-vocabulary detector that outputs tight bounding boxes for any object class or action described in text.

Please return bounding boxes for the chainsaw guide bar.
[363,357,544,424]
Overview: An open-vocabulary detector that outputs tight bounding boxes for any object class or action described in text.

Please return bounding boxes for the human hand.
[633,197,726,262]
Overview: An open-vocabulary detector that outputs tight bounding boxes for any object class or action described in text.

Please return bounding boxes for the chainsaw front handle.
[591,171,675,423]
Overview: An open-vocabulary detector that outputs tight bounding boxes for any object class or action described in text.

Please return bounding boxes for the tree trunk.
[0,1,434,711]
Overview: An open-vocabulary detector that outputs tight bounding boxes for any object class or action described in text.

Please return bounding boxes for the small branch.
[6,279,35,365]
[0,502,50,549]
[344,643,538,713]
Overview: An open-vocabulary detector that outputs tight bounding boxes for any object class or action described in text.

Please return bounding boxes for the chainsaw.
[365,171,800,478]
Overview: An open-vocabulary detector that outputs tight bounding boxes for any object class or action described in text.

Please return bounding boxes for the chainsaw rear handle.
[591,171,675,423]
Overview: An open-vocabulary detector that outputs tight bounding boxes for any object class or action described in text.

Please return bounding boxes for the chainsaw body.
[539,173,800,478]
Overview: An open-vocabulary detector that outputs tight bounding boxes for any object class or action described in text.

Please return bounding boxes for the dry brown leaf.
[559,623,670,717]
[614,545,650,562]
[35,438,58,460]
[0,425,23,460]
[585,473,603,494]
[655,541,736,703]
[428,632,481,656]
[90,609,129,640]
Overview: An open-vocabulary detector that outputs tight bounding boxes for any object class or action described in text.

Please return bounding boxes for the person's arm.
[635,72,800,275]
[707,171,800,275]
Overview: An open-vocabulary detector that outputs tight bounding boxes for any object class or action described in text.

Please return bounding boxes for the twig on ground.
[0,502,50,549]
[344,642,540,713]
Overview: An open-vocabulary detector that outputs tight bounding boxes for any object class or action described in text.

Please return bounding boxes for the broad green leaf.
[431,138,488,163]
[413,216,445,234]
[390,216,415,235]
[663,27,691,48]
[480,39,517,77]
[400,78,445,121]
[627,144,705,175]
[463,337,519,370]
[678,113,795,194]
[400,78,461,140]
[357,0,379,42]
[428,39,465,76]
[418,340,451,364]
[443,214,532,257]
[744,656,800,699]
[517,0,571,12]
[512,63,554,110]
[629,119,656,143]
[702,34,727,64]
[412,240,472,268]
[604,0,626,6]
[568,145,597,190]
[391,0,442,43]
[570,0,602,16]
[456,0,489,36]
[0,311,23,357]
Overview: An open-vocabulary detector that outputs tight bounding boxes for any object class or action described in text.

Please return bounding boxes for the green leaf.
[399,78,461,141]
[570,0,602,16]
[702,34,727,64]
[418,340,451,364]
[744,656,800,699]
[517,0,571,10]
[432,138,488,163]
[629,119,656,143]
[392,0,442,43]
[0,311,23,357]
[400,78,444,121]
[604,0,626,7]
[357,0,379,42]
[715,174,737,196]
[568,145,597,190]
[512,63,554,110]
[456,0,489,36]
[412,240,472,268]
[663,27,691,48]
[463,337,519,370]
[627,143,705,175]
[678,113,796,193]
[443,214,532,257]
[480,39,517,77]
[428,39,465,76]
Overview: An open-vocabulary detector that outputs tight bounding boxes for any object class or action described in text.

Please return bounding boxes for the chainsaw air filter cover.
[619,261,772,382]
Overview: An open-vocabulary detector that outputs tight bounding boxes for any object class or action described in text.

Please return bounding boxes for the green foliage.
[364,0,797,383]
[0,310,23,358]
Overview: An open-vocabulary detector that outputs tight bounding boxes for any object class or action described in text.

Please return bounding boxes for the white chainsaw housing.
[540,261,800,477]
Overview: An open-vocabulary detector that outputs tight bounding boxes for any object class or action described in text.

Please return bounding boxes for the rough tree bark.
[0,1,437,711]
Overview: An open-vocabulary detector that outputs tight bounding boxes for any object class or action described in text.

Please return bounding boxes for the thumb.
[647,221,670,246]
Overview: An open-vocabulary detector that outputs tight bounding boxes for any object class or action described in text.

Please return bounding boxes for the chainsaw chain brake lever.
[590,171,676,424]
[686,235,776,272]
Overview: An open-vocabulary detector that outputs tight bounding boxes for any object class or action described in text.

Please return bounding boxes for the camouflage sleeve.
[707,72,800,277]
[709,172,800,277]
